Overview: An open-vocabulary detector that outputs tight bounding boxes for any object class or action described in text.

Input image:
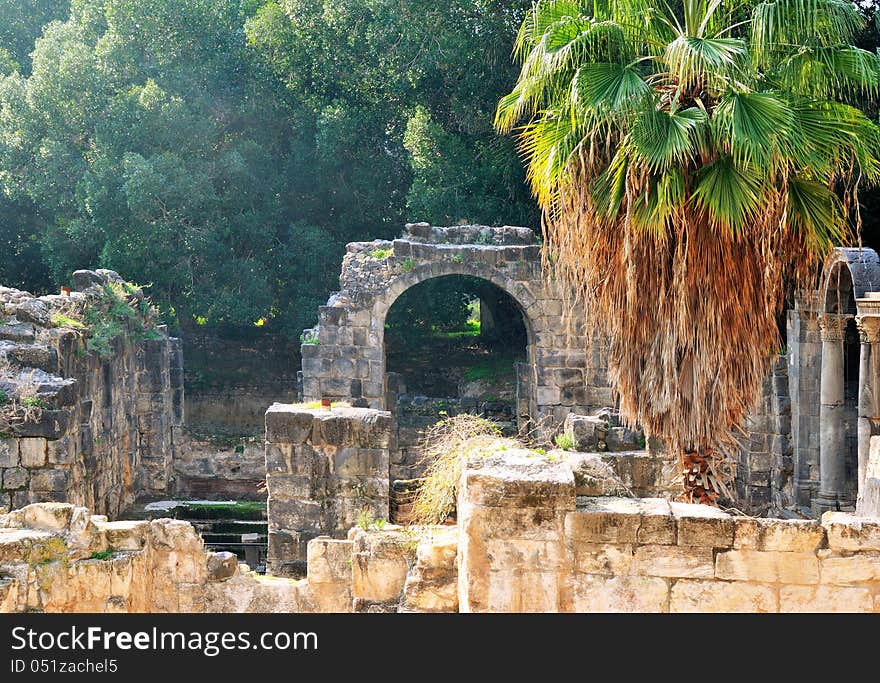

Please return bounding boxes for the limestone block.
[0,578,19,613]
[332,448,389,477]
[669,580,777,613]
[637,498,675,544]
[671,502,734,548]
[822,512,880,552]
[47,437,74,465]
[565,498,641,544]
[462,452,575,510]
[568,575,669,613]
[265,404,314,444]
[29,469,69,493]
[400,528,458,613]
[100,520,149,551]
[2,467,27,490]
[481,569,562,612]
[0,439,18,468]
[484,537,567,569]
[264,442,292,474]
[207,551,239,582]
[819,553,880,585]
[266,473,316,500]
[565,453,631,497]
[733,517,825,552]
[715,549,819,584]
[633,545,714,579]
[18,438,47,467]
[307,537,353,584]
[460,503,564,542]
[351,530,410,603]
[14,502,75,530]
[569,543,634,576]
[779,585,872,612]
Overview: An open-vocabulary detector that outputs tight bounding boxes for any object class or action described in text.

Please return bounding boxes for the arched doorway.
[382,275,531,479]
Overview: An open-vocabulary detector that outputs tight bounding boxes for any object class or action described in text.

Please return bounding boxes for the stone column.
[815,313,852,513]
[855,294,880,508]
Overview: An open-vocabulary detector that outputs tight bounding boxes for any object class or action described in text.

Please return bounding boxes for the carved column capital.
[819,314,851,342]
[856,314,880,344]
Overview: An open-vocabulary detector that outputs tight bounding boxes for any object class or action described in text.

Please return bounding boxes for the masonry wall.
[457,453,880,612]
[0,273,181,518]
[264,404,392,576]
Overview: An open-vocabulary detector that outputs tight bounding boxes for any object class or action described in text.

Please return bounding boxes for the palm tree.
[497,0,880,504]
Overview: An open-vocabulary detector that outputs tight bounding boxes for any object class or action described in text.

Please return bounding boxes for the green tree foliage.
[0,0,341,330]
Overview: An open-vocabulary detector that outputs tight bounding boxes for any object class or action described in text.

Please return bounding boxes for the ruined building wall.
[0,271,181,517]
[264,404,392,576]
[300,223,612,432]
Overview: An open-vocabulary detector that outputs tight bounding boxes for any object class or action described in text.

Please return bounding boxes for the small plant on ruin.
[357,508,374,530]
[0,364,45,435]
[554,433,575,452]
[83,281,158,359]
[412,414,519,525]
[50,312,86,330]
[370,248,393,260]
[20,396,47,409]
[400,258,417,274]
[88,548,115,561]
[452,253,464,264]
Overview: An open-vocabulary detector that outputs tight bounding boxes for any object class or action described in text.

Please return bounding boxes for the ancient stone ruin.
[2,225,880,612]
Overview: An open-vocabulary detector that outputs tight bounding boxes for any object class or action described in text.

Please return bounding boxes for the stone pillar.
[855,294,880,514]
[815,313,852,513]
[789,291,822,507]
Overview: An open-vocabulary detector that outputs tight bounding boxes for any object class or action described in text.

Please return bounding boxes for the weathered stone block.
[569,543,634,576]
[265,404,313,444]
[637,498,675,544]
[822,512,880,552]
[101,520,149,551]
[568,575,669,613]
[207,551,239,581]
[463,453,575,510]
[566,498,640,543]
[47,437,74,465]
[2,467,27,490]
[671,502,734,548]
[633,545,714,579]
[819,554,880,585]
[29,469,70,493]
[733,517,825,552]
[18,438,47,467]
[0,439,18,468]
[351,530,409,603]
[307,537,353,585]
[779,585,872,612]
[715,549,819,584]
[670,580,777,613]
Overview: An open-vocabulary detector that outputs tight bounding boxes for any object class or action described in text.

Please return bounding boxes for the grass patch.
[88,548,115,561]
[84,281,158,359]
[370,248,393,260]
[463,352,517,382]
[554,433,576,451]
[20,396,47,409]
[50,313,86,330]
[401,258,417,273]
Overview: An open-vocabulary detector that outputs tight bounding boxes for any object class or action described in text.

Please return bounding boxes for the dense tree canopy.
[0,0,539,338]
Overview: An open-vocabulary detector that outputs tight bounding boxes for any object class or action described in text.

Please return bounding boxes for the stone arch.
[814,247,880,512]
[299,223,611,430]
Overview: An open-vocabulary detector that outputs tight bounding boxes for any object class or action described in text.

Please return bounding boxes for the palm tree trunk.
[679,447,727,505]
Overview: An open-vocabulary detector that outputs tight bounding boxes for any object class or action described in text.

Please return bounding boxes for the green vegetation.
[87,549,115,561]
[463,351,518,383]
[400,259,417,274]
[0,390,7,404]
[554,433,576,452]
[20,396,47,409]
[83,282,157,359]
[370,248,393,260]
[0,0,541,341]
[49,313,86,330]
[356,509,387,532]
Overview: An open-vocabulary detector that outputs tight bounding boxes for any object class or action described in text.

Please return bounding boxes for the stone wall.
[0,502,457,614]
[300,223,611,432]
[0,271,181,518]
[736,356,794,515]
[264,404,392,575]
[457,453,880,612]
